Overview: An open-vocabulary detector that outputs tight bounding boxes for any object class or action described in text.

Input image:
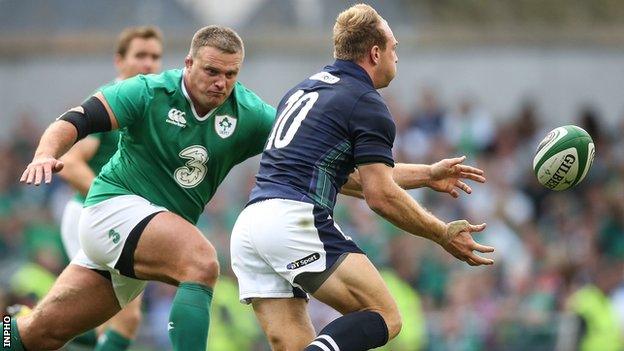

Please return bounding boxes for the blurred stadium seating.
[1,1,623,350]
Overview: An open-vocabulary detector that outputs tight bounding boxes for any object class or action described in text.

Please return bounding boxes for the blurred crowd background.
[1,1,623,350]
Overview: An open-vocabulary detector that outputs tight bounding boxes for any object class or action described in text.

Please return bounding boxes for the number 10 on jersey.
[266,90,319,149]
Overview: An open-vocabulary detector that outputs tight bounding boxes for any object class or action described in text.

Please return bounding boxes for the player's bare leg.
[303,252,401,350]
[132,211,219,351]
[312,253,401,334]
[16,265,121,350]
[252,298,316,351]
[249,253,400,351]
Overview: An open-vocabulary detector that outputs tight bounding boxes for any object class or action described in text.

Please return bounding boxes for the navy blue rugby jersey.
[249,59,396,211]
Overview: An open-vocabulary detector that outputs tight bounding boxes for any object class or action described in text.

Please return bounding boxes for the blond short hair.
[116,26,163,58]
[190,25,244,57]
[333,4,387,61]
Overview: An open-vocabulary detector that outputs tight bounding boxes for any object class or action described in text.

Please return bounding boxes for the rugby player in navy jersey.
[231,4,495,351]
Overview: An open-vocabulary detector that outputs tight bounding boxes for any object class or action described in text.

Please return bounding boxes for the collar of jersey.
[332,59,374,88]
[181,69,218,122]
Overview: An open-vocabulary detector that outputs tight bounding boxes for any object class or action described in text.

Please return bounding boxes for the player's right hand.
[20,156,64,186]
[441,220,494,266]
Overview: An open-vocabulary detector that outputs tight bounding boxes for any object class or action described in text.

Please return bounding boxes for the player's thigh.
[312,253,401,336]
[133,211,218,285]
[19,264,120,347]
[252,298,315,351]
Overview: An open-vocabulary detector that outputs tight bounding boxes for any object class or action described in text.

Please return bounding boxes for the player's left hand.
[442,220,494,266]
[428,156,485,198]
[20,155,64,186]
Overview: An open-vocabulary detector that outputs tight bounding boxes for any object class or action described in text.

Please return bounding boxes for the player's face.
[185,46,242,113]
[116,38,163,79]
[376,21,398,88]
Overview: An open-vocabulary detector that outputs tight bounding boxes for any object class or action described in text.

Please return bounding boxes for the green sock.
[168,282,213,351]
[95,329,132,351]
[71,329,98,346]
[6,317,26,351]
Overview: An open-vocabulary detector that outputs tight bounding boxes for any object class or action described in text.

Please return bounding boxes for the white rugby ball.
[533,125,595,191]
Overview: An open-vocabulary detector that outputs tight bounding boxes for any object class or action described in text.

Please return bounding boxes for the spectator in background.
[402,87,449,162]
[377,236,426,351]
[443,96,495,158]
[612,278,624,338]
[207,271,263,350]
[578,105,604,146]
[410,86,446,136]
[566,259,624,351]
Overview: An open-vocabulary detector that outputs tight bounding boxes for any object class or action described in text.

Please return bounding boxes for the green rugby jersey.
[73,80,121,203]
[84,69,276,224]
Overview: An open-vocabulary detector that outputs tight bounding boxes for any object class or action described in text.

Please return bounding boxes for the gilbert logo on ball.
[533,125,595,191]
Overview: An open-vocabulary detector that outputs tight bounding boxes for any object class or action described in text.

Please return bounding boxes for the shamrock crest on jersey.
[215,115,237,138]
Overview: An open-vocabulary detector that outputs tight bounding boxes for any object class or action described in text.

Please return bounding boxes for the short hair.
[189,25,244,57]
[333,4,387,61]
[116,26,163,58]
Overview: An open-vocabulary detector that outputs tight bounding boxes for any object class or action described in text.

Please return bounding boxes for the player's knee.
[177,236,219,287]
[182,245,220,285]
[19,310,72,350]
[44,336,70,350]
[34,325,74,350]
[383,309,402,340]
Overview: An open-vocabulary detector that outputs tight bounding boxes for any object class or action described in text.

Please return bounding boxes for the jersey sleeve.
[349,92,396,167]
[100,75,151,128]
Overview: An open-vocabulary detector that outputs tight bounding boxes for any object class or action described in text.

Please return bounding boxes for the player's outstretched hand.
[428,156,485,198]
[20,156,64,186]
[441,220,494,266]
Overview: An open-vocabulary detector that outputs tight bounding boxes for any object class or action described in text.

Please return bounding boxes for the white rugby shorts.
[60,198,83,259]
[71,194,167,307]
[231,198,363,304]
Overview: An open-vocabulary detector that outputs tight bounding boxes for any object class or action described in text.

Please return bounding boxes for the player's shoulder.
[233,81,267,105]
[355,89,385,106]
[103,69,181,97]
[94,79,118,92]
[137,69,182,94]
[232,81,274,115]
[352,90,392,121]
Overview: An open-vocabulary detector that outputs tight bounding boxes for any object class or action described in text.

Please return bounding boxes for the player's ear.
[370,45,381,65]
[184,55,193,69]
[114,53,124,71]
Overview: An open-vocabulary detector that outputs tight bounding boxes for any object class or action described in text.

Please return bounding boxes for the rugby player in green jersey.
[16,26,274,351]
[58,26,163,351]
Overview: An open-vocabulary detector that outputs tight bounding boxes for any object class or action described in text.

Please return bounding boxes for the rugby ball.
[533,125,595,191]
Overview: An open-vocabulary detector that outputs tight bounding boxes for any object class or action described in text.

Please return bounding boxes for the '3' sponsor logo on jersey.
[166,108,187,128]
[174,145,209,188]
